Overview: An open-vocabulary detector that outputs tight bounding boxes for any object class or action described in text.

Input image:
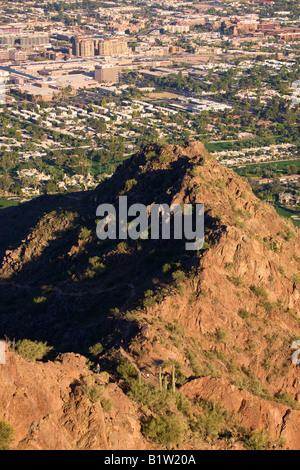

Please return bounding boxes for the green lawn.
[234,159,300,174]
[205,136,287,153]
[273,204,300,228]
[0,197,21,210]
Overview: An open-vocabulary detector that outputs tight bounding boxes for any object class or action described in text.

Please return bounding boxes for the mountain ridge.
[0,140,299,450]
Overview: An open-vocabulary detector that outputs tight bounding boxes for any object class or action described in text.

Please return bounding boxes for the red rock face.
[0,352,149,450]
[181,376,300,449]
[0,142,299,450]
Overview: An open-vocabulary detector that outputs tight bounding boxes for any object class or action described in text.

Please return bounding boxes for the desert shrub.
[116,360,137,381]
[172,270,186,284]
[110,307,123,319]
[291,274,300,284]
[82,384,103,403]
[13,339,53,362]
[245,339,257,352]
[243,429,283,450]
[145,150,157,161]
[101,399,112,412]
[202,241,210,250]
[85,256,105,279]
[89,342,104,357]
[117,241,130,253]
[215,328,226,343]
[281,226,295,242]
[278,266,285,276]
[117,358,174,412]
[0,421,14,450]
[185,350,203,377]
[260,301,277,312]
[78,227,91,240]
[231,217,245,229]
[211,178,225,189]
[265,333,279,346]
[190,400,232,441]
[32,296,48,313]
[263,358,272,371]
[227,359,237,374]
[159,153,171,164]
[238,308,251,319]
[190,166,200,177]
[225,261,236,270]
[205,350,227,364]
[199,289,208,297]
[166,322,185,337]
[143,290,156,308]
[263,238,279,252]
[162,263,171,273]
[274,392,299,410]
[226,275,243,287]
[129,381,173,413]
[33,296,47,305]
[250,285,268,300]
[142,413,184,447]
[124,178,137,191]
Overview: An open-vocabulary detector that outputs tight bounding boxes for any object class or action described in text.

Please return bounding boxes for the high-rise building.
[72,36,130,57]
[95,38,129,56]
[9,50,27,61]
[94,65,120,83]
[0,50,9,60]
[0,49,27,61]
[0,33,49,47]
[0,35,15,46]
[164,24,190,33]
[72,36,95,57]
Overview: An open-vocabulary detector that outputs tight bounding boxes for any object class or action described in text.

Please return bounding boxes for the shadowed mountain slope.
[0,141,299,449]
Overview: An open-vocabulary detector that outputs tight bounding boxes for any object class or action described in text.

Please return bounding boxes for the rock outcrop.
[0,141,299,450]
[0,351,149,450]
[181,376,300,449]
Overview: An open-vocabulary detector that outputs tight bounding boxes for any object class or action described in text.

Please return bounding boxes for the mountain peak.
[0,141,299,450]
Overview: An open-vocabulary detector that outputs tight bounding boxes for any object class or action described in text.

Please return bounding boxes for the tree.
[45,179,58,194]
[13,339,53,362]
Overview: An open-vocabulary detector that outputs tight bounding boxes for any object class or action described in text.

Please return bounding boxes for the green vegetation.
[238,308,251,320]
[0,421,14,450]
[82,384,103,403]
[215,328,227,343]
[226,275,243,287]
[243,429,284,451]
[13,339,53,362]
[0,197,20,210]
[101,398,112,412]
[250,285,269,300]
[142,414,185,448]
[281,226,295,242]
[84,257,106,279]
[189,399,232,441]
[89,342,104,357]
[274,206,300,229]
[123,178,138,192]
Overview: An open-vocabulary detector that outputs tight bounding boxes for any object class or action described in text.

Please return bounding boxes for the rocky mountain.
[0,141,299,450]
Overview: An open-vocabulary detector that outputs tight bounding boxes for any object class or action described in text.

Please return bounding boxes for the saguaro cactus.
[164,375,168,391]
[159,366,162,392]
[172,364,176,394]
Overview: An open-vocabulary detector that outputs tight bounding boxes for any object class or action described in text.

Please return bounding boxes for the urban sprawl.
[0,0,299,226]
